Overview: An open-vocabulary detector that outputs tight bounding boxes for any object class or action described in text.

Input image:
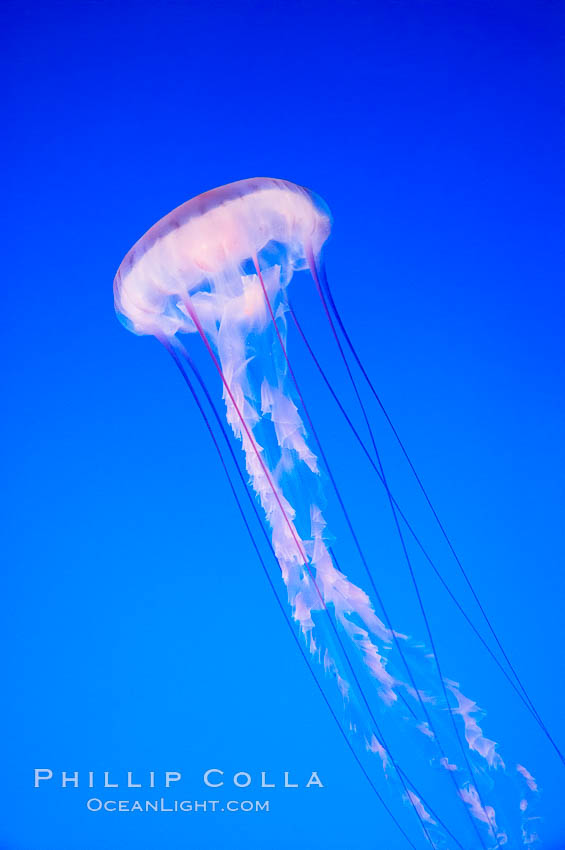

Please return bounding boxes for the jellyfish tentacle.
[252,259,419,721]
[307,249,506,846]
[174,288,471,848]
[255,257,491,848]
[317,259,563,772]
[171,339,473,850]
[163,340,424,850]
[289,303,554,751]
[217,258,493,846]
[176,318,439,849]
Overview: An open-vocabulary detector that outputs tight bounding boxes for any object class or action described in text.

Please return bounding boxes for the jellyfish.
[114,178,555,848]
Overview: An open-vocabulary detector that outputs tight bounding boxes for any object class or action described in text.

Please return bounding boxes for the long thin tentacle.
[254,258,488,847]
[162,339,421,849]
[171,337,469,850]
[317,261,564,771]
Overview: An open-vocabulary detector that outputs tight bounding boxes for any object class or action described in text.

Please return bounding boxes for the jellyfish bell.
[113,177,332,339]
